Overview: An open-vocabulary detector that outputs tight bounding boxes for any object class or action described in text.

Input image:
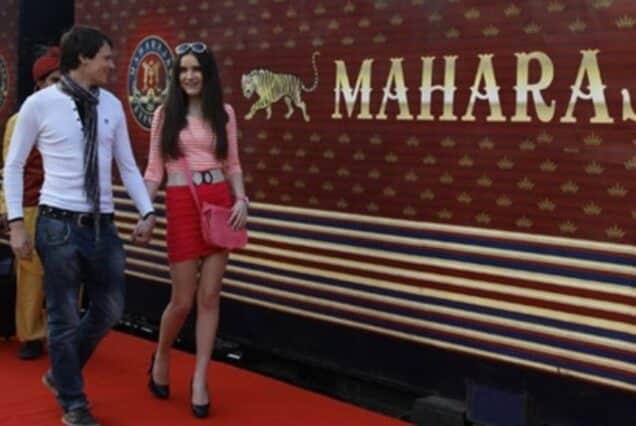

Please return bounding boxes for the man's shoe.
[42,371,58,396]
[19,340,44,360]
[62,407,100,426]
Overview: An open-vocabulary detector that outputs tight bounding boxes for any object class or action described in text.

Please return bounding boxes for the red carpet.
[0,332,407,425]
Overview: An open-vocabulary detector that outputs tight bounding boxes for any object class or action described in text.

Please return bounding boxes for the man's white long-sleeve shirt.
[4,84,153,220]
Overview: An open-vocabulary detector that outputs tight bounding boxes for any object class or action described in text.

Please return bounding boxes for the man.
[0,47,61,360]
[4,26,155,426]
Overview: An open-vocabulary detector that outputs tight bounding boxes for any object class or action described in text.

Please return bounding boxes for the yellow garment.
[1,114,46,341]
[15,206,46,341]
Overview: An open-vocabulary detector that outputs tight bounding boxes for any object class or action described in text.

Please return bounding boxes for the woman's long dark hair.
[160,47,228,160]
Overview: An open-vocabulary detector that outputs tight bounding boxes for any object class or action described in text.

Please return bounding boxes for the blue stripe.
[249,209,636,267]
[225,269,636,364]
[248,222,635,287]
[228,259,636,343]
[224,285,636,387]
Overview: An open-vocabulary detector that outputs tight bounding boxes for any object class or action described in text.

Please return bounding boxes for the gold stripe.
[229,254,635,335]
[226,265,636,353]
[242,242,636,316]
[120,244,634,333]
[221,292,636,393]
[249,216,636,276]
[225,279,636,373]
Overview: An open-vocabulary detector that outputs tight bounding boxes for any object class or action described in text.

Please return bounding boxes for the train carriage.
[0,1,634,424]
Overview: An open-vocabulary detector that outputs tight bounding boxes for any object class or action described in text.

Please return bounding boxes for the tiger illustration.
[241,51,319,122]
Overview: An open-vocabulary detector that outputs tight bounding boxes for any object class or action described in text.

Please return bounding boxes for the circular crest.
[127,36,173,129]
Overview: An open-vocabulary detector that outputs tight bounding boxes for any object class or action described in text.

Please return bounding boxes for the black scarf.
[58,75,101,234]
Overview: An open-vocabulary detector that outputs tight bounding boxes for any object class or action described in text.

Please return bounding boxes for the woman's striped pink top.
[144,103,242,183]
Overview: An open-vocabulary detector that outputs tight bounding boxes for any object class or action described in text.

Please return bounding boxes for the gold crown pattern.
[383,187,396,197]
[505,4,521,17]
[496,196,512,207]
[441,137,456,148]
[606,225,625,239]
[625,156,636,170]
[517,177,535,190]
[458,192,472,204]
[459,155,474,167]
[422,155,437,165]
[608,184,627,197]
[569,18,587,32]
[479,138,495,150]
[405,171,419,182]
[483,26,500,37]
[440,173,454,184]
[497,157,515,170]
[583,203,602,215]
[585,162,604,175]
[429,11,442,22]
[560,180,579,193]
[446,27,461,39]
[548,1,566,13]
[560,221,577,234]
[390,15,404,25]
[476,212,491,224]
[438,209,453,220]
[477,175,493,187]
[420,189,435,200]
[524,23,542,34]
[406,137,420,147]
[403,206,417,217]
[368,169,381,179]
[540,160,558,172]
[616,15,636,29]
[72,0,636,244]
[593,0,613,8]
[516,217,533,228]
[538,199,556,211]
[519,140,536,151]
[465,8,480,20]
[338,134,350,144]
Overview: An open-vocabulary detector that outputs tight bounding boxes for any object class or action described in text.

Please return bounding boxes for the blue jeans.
[35,214,126,411]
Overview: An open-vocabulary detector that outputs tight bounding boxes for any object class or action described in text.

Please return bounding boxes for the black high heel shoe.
[147,351,170,399]
[190,379,210,419]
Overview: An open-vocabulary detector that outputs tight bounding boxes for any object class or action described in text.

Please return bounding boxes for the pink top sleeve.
[222,104,242,177]
[143,106,165,183]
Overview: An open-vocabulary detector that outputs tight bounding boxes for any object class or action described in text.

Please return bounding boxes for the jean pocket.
[38,217,71,246]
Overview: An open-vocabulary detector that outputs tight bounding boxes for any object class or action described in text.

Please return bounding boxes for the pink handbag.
[179,158,248,250]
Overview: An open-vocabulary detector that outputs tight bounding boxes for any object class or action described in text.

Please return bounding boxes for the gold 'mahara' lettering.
[376,58,414,120]
[561,50,614,124]
[417,55,458,121]
[461,54,506,122]
[332,59,374,119]
[512,51,556,123]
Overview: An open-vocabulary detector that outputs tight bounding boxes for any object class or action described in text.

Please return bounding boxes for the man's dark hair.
[59,26,113,73]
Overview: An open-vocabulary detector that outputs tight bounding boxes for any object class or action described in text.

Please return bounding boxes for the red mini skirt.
[165,181,233,263]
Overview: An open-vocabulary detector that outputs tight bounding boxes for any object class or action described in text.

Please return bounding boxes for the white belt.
[166,169,225,187]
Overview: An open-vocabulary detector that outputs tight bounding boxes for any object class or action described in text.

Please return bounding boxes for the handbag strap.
[178,157,203,213]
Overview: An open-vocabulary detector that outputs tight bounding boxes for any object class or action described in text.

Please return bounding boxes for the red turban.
[32,47,60,81]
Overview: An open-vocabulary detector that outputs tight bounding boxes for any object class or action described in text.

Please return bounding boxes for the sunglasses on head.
[175,42,207,55]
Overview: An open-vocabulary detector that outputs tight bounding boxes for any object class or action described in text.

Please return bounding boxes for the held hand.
[9,222,33,260]
[228,200,248,230]
[131,215,156,246]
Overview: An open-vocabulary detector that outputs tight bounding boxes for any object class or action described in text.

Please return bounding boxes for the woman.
[139,41,248,418]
